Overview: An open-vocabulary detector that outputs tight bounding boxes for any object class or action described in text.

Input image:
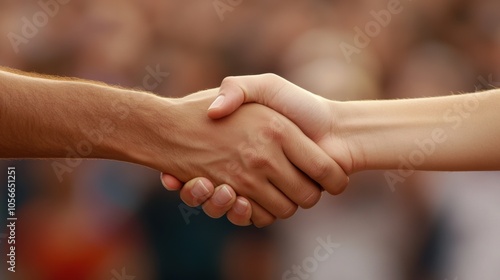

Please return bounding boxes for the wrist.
[121,94,184,172]
[85,86,182,171]
[116,89,218,174]
[329,100,368,173]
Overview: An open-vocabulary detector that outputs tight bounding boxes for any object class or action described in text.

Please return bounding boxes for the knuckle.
[327,176,349,195]
[309,156,332,182]
[279,204,298,219]
[261,124,285,143]
[300,189,322,209]
[246,152,271,169]
[221,76,238,87]
[262,73,280,83]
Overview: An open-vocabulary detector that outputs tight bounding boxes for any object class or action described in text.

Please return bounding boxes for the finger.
[282,125,350,195]
[201,185,237,219]
[160,172,183,191]
[179,178,215,207]
[247,198,276,228]
[245,180,298,219]
[270,173,321,210]
[268,159,323,209]
[226,196,252,226]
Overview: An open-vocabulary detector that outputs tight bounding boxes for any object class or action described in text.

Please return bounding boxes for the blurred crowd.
[1,0,500,279]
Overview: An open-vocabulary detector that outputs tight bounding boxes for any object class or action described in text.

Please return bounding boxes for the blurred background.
[1,0,500,279]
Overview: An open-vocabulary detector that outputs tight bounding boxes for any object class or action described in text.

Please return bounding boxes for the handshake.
[158,74,500,227]
[160,74,355,228]
[2,69,496,228]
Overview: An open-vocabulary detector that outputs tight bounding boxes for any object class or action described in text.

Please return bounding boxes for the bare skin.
[0,69,349,228]
[165,73,500,225]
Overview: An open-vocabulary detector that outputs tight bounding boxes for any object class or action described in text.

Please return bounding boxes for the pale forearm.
[336,90,500,172]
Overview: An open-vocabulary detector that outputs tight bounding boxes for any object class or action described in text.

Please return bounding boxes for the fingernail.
[208,95,225,110]
[191,180,210,198]
[233,198,248,215]
[213,185,232,206]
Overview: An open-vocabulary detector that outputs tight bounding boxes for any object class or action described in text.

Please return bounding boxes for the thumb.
[207,74,282,119]
[207,74,329,139]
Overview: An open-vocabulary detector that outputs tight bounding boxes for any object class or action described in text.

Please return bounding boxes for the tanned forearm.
[335,90,500,172]
[1,69,359,226]
[0,68,178,170]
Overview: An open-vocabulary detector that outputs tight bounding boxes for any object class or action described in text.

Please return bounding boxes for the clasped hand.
[161,74,354,227]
